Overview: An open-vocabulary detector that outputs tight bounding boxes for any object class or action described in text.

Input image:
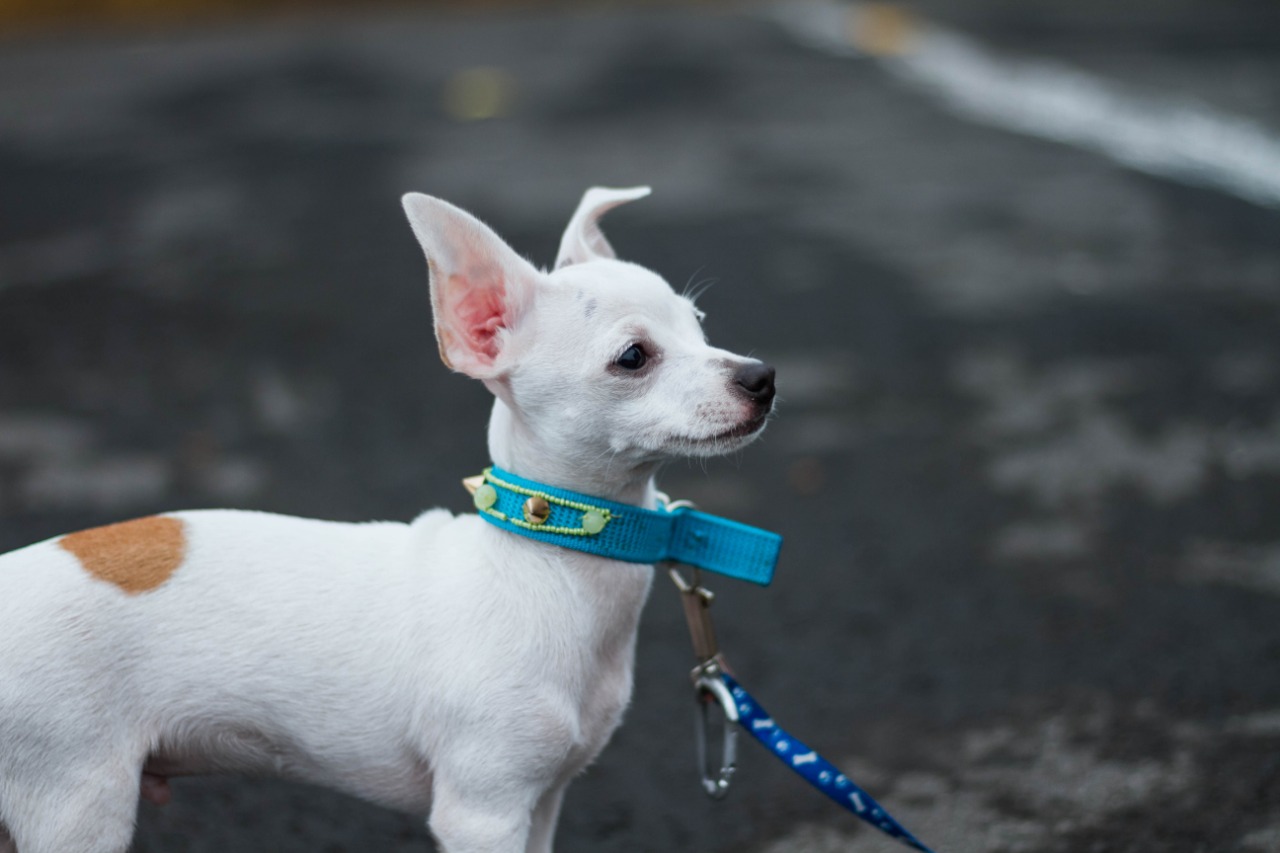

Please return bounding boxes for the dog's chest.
[576,646,639,755]
[564,560,653,764]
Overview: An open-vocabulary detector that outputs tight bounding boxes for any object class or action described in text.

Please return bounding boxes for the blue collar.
[465,466,781,586]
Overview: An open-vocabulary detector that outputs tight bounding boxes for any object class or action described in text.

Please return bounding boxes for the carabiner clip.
[693,659,739,799]
[670,565,740,798]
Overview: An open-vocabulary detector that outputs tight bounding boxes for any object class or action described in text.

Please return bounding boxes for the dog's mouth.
[713,410,770,441]
[677,410,770,452]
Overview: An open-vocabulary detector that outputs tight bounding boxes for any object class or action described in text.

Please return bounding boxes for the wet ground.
[1,1,1279,850]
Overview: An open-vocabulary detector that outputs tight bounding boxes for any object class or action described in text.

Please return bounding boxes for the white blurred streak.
[771,0,1280,208]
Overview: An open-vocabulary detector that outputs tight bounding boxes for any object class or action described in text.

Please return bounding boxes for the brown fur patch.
[60,515,186,594]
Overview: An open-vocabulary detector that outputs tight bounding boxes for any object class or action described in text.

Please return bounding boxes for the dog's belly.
[144,726,435,814]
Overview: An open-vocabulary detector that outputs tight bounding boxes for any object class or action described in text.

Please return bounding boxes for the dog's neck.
[486,400,660,508]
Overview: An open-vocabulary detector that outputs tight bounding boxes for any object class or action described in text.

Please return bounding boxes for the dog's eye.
[615,344,648,371]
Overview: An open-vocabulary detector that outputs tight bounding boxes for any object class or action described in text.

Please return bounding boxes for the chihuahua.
[0,187,775,853]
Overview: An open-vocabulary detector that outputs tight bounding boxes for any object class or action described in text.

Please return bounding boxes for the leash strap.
[673,569,935,853]
[468,466,781,585]
[722,672,936,853]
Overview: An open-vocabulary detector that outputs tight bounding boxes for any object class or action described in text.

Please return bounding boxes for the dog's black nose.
[734,361,776,407]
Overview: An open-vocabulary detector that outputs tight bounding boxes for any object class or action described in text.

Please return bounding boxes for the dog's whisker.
[686,277,719,305]
[681,265,708,298]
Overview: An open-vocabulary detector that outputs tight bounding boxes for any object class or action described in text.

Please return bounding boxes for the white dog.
[0,187,776,853]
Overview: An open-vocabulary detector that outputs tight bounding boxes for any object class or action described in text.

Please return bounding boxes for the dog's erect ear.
[402,193,539,379]
[554,186,651,269]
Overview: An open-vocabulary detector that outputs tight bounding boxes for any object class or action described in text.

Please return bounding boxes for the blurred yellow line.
[0,0,738,33]
[0,0,315,30]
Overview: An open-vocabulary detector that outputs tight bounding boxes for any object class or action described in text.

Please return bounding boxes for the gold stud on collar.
[523,496,551,525]
[462,474,485,496]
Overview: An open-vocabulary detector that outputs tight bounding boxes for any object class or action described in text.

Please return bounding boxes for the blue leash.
[674,568,937,853]
[723,671,935,853]
[462,467,936,853]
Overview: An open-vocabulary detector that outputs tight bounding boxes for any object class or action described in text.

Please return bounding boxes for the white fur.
[0,187,774,853]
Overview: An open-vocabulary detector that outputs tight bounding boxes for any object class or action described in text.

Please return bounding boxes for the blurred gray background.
[1,1,1279,850]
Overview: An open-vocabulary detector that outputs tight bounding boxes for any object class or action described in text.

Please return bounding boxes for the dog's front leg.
[425,712,578,853]
[524,783,567,853]
[427,778,537,853]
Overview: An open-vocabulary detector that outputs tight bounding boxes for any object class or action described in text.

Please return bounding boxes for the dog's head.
[402,187,774,488]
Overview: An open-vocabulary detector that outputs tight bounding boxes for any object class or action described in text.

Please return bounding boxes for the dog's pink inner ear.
[451,273,508,362]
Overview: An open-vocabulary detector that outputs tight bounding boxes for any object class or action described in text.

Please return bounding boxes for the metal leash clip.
[669,564,739,799]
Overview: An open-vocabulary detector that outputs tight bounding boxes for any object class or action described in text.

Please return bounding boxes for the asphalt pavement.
[1,2,1279,851]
